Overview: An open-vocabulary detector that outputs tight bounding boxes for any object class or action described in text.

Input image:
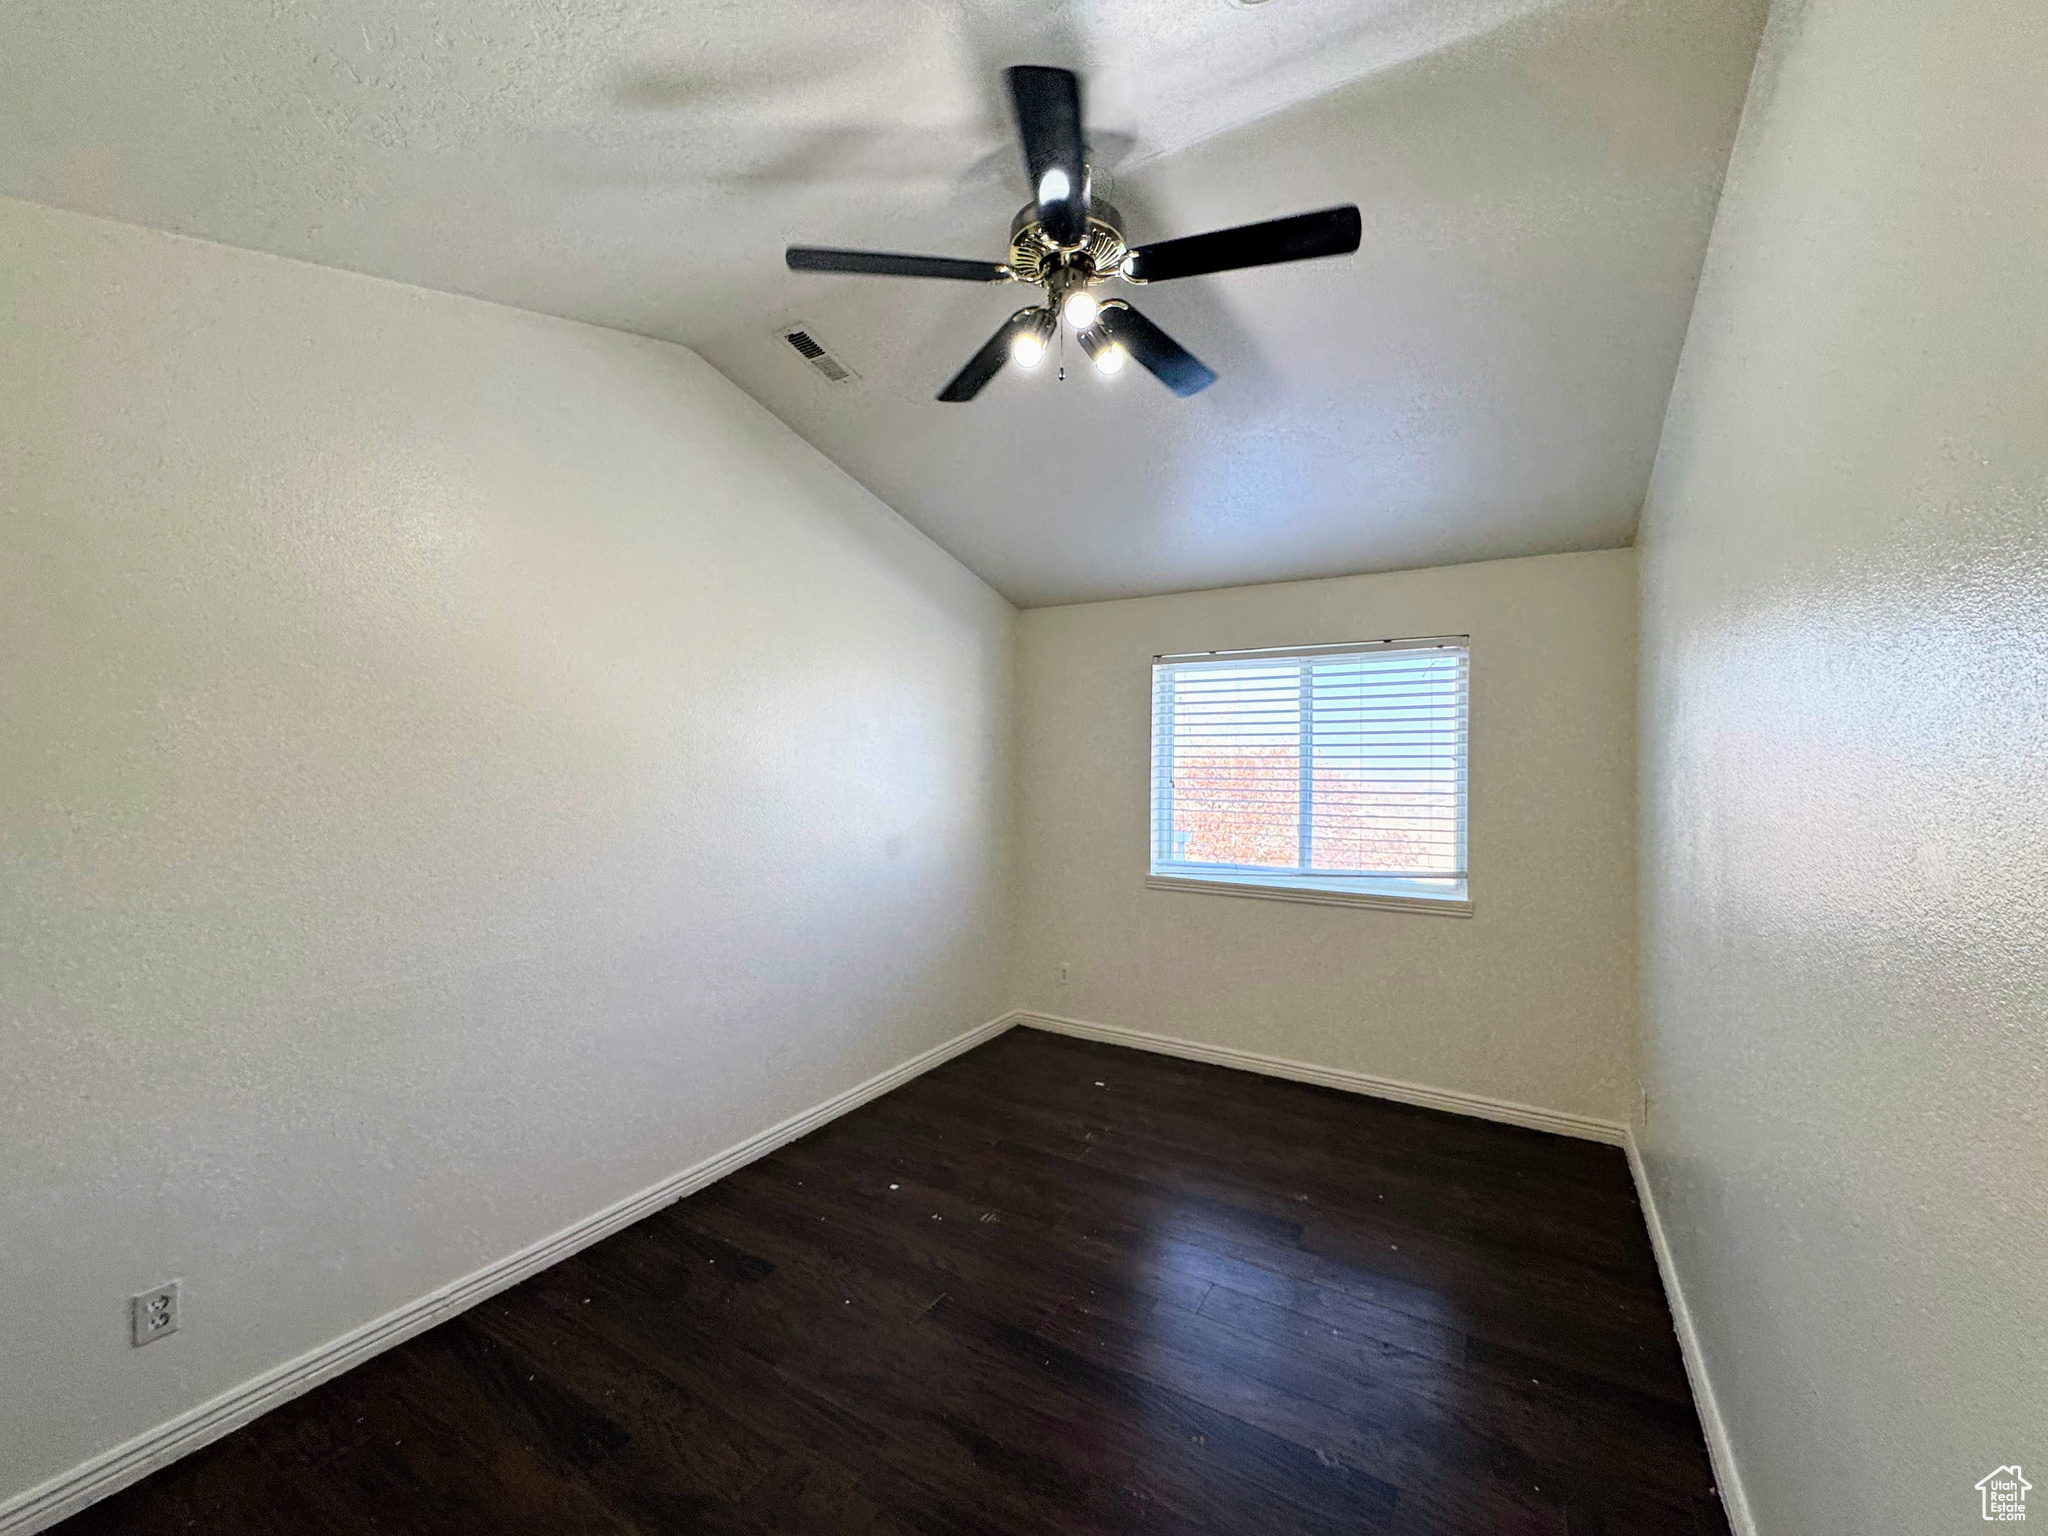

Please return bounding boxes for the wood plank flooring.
[56,1027,1728,1534]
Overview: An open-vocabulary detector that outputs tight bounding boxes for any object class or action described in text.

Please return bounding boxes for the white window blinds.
[1150,639,1469,902]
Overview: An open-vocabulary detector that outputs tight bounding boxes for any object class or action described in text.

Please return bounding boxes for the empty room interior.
[2,0,2042,1532]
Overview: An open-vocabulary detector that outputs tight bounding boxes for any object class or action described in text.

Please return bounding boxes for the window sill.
[1145,873,1473,917]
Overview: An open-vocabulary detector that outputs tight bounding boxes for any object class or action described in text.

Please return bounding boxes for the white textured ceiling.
[2,0,1765,605]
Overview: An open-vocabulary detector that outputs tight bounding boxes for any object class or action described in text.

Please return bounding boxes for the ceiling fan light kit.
[1076,322,1128,376]
[786,65,1362,403]
[1008,305,1058,368]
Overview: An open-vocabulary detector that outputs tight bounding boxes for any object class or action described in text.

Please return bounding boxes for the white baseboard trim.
[0,1010,1020,1536]
[1014,1011,1629,1146]
[1624,1131,1757,1536]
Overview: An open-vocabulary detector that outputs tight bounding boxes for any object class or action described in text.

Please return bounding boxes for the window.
[1149,639,1470,913]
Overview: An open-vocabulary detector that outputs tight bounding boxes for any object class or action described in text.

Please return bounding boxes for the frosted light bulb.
[1038,168,1071,205]
[1010,329,1048,368]
[1062,290,1102,330]
[1092,342,1128,376]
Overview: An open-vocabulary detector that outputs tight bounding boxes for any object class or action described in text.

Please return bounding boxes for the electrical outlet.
[131,1281,180,1347]
[1056,962,1070,985]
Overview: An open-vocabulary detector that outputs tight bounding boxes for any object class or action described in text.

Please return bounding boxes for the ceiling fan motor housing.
[1008,200,1129,300]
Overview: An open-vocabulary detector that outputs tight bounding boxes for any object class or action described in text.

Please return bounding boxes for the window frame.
[1147,637,1473,917]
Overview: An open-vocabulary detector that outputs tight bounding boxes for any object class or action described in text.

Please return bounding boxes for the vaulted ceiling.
[0,0,1766,605]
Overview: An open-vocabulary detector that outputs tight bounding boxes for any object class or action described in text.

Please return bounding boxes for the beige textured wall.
[0,196,1012,1516]
[1635,1,2048,1530]
[1012,549,1637,1123]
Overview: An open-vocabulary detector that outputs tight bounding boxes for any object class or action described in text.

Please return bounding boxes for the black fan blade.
[937,316,1026,403]
[787,247,1009,282]
[1125,205,1361,284]
[1098,305,1217,397]
[1007,66,1088,247]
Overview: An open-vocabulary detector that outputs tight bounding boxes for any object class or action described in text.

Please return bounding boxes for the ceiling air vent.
[779,324,858,384]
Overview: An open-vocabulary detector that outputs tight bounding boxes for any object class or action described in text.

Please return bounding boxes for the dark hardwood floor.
[58,1028,1727,1534]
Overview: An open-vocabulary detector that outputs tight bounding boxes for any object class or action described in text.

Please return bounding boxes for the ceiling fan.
[785,66,1361,402]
